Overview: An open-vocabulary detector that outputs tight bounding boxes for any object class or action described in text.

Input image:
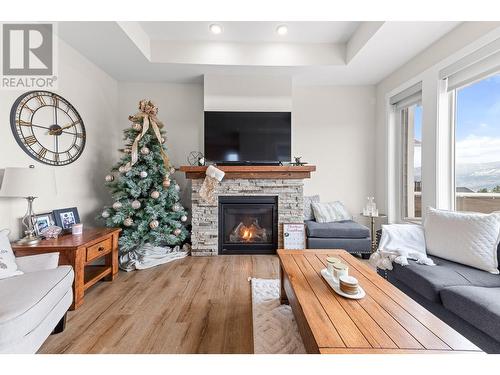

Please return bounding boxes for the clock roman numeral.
[36,96,46,106]
[52,96,59,107]
[66,151,72,160]
[37,147,48,159]
[76,133,85,139]
[24,135,37,146]
[16,119,31,126]
[54,153,60,163]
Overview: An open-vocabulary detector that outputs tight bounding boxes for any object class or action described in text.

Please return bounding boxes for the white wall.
[117,82,204,208]
[0,37,119,240]
[293,85,376,215]
[375,22,500,221]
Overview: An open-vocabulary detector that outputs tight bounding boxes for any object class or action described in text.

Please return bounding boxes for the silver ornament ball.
[112,202,122,210]
[140,147,150,155]
[150,190,160,199]
[162,178,171,188]
[131,200,141,209]
[173,203,181,212]
[102,210,110,218]
[174,228,181,236]
[181,215,187,222]
[124,217,134,227]
[105,174,114,182]
[140,171,148,178]
[149,220,159,229]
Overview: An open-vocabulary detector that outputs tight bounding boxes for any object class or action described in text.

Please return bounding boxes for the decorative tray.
[320,268,366,300]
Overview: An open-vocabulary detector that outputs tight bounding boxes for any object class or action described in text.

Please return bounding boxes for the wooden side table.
[360,214,387,252]
[12,227,121,310]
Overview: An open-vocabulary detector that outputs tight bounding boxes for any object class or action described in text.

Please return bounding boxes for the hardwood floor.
[39,255,279,354]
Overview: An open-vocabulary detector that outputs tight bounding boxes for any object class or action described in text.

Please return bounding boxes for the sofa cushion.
[0,229,23,280]
[311,201,352,223]
[389,256,500,303]
[303,195,320,221]
[440,286,500,342]
[307,237,371,253]
[0,266,74,346]
[305,220,370,239]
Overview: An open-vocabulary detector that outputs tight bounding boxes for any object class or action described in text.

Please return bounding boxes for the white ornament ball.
[162,178,171,188]
[124,217,134,227]
[174,228,181,236]
[140,147,150,155]
[131,200,141,209]
[150,190,160,199]
[174,184,180,192]
[170,167,176,174]
[132,123,142,131]
[105,174,114,182]
[181,215,187,222]
[140,171,148,178]
[149,220,159,229]
[112,202,122,210]
[118,166,126,173]
[102,210,110,218]
[173,203,181,212]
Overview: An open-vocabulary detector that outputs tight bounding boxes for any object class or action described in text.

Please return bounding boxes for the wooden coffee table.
[278,249,482,354]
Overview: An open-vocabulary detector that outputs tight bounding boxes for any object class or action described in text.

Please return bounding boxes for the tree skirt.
[250,278,306,354]
[119,243,190,271]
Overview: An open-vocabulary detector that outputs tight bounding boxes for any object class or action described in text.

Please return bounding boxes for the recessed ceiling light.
[276,24,288,36]
[209,24,223,35]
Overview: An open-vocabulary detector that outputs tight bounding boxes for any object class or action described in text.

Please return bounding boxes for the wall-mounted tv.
[204,111,291,165]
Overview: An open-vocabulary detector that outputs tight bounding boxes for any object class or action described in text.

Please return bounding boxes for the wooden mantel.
[179,165,316,179]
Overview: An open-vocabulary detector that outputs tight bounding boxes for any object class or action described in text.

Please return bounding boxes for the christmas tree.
[100,100,189,266]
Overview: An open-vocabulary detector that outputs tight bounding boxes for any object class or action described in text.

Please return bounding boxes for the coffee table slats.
[279,254,345,348]
[334,252,480,352]
[305,254,400,349]
[292,254,372,348]
[277,249,482,354]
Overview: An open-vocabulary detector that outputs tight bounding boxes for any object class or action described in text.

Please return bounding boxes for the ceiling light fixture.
[276,24,288,36]
[209,24,223,35]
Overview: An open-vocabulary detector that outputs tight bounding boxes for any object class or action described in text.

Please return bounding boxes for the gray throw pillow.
[303,195,320,221]
[311,201,352,223]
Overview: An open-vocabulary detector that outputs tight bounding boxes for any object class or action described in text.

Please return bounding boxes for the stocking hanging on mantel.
[99,99,190,271]
[199,165,225,204]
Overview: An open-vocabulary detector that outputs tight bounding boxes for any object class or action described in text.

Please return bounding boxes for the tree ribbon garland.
[128,100,170,171]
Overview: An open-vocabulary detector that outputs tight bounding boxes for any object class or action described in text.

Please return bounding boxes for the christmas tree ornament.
[102,210,110,218]
[140,171,148,178]
[112,201,123,210]
[162,178,171,188]
[131,200,141,209]
[132,123,142,131]
[149,220,159,229]
[105,174,114,182]
[172,203,181,212]
[140,146,150,155]
[170,167,176,174]
[118,165,126,173]
[124,217,134,227]
[181,215,187,222]
[150,190,160,199]
[174,228,181,236]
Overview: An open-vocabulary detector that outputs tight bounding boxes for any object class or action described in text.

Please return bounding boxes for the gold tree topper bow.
[127,99,170,172]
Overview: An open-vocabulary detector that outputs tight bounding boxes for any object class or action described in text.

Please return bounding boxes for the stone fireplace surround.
[179,166,316,256]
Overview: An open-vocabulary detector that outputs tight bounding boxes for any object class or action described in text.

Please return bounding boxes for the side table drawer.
[86,237,112,262]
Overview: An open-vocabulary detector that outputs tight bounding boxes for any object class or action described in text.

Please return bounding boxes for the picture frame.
[32,212,55,236]
[283,222,306,250]
[53,207,81,232]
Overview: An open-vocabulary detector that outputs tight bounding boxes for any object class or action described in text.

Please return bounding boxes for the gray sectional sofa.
[382,243,500,353]
[305,219,372,256]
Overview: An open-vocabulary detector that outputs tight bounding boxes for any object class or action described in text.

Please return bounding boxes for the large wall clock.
[10,91,86,166]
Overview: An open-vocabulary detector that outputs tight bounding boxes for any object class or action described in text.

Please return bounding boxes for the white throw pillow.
[311,201,352,223]
[303,195,320,221]
[424,207,500,274]
[0,229,23,280]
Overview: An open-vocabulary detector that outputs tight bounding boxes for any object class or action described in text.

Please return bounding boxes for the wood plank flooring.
[39,255,279,354]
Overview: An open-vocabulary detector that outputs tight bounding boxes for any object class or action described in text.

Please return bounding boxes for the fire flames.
[241,228,253,241]
[229,218,269,243]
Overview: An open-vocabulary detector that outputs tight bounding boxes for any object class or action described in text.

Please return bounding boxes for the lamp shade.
[0,167,56,198]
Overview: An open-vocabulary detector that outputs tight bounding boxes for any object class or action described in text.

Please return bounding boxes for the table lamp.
[0,165,56,245]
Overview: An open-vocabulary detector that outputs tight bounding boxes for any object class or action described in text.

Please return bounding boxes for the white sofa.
[0,253,74,353]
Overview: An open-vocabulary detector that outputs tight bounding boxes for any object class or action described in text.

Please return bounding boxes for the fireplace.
[218,196,278,255]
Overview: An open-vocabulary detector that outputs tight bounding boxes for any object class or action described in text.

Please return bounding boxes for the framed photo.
[53,207,80,231]
[283,223,306,250]
[32,212,55,236]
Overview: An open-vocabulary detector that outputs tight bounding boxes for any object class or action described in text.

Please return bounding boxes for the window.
[453,74,500,213]
[400,103,423,219]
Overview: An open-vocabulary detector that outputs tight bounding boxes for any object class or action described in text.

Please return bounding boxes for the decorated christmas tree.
[100,100,190,270]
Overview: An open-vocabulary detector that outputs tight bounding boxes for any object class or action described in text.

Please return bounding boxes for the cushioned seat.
[390,256,500,303]
[0,266,74,346]
[305,220,370,239]
[441,286,500,342]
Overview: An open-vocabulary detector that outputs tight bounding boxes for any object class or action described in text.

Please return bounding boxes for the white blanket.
[369,224,435,270]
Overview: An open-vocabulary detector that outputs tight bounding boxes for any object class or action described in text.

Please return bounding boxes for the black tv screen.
[204,111,291,164]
